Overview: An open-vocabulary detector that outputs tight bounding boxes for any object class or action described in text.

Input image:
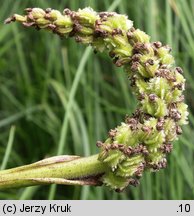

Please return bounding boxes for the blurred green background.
[0,0,194,200]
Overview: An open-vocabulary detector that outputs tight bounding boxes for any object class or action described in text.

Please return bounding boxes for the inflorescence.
[5,7,189,191]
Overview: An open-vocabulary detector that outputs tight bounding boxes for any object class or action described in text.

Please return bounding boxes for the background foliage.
[0,0,193,199]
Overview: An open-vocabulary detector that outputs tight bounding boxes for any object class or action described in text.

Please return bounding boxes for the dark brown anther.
[133,42,148,54]
[135,144,149,155]
[143,113,152,120]
[112,28,123,36]
[155,68,173,81]
[158,68,175,80]
[134,170,143,178]
[125,117,138,130]
[133,144,147,154]
[108,129,117,138]
[99,12,115,18]
[160,143,173,153]
[115,188,125,193]
[45,8,52,13]
[156,68,176,82]
[94,28,108,38]
[150,158,167,171]
[178,95,185,102]
[155,70,160,77]
[168,102,177,109]
[152,41,162,48]
[155,70,163,77]
[63,8,72,15]
[130,27,135,32]
[178,83,185,90]
[44,13,51,19]
[127,27,136,44]
[96,141,103,148]
[137,93,145,101]
[4,16,16,24]
[168,77,176,82]
[159,158,167,168]
[95,19,102,26]
[156,118,165,131]
[123,147,132,156]
[142,146,149,155]
[98,12,107,18]
[127,31,134,40]
[169,108,181,121]
[27,12,36,21]
[69,22,82,37]
[175,67,183,74]
[122,147,128,155]
[129,178,139,187]
[22,22,35,27]
[115,59,124,67]
[129,75,137,87]
[128,146,133,151]
[147,59,154,65]
[75,36,83,43]
[48,24,56,30]
[150,163,159,171]
[135,163,144,177]
[131,61,139,72]
[118,144,124,148]
[160,64,168,69]
[73,22,82,32]
[172,83,184,91]
[111,143,119,150]
[149,94,157,102]
[142,126,152,134]
[25,8,33,13]
[176,125,182,135]
[105,144,111,151]
[132,108,144,119]
[118,144,125,151]
[131,54,141,62]
[132,146,139,154]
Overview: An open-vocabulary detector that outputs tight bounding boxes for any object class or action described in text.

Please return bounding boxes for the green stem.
[0,154,107,190]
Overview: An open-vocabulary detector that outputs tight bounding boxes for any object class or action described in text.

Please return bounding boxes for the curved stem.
[0,154,108,190]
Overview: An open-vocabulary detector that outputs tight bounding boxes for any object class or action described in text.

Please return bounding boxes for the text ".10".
[178,204,190,213]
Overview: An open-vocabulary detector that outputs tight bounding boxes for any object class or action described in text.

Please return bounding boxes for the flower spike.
[2,7,188,191]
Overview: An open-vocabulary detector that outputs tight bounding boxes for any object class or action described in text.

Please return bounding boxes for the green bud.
[133,29,150,43]
[56,27,73,35]
[79,26,93,35]
[164,118,177,141]
[148,77,170,99]
[161,54,174,65]
[102,172,129,191]
[116,155,144,177]
[31,8,45,19]
[177,103,189,125]
[14,14,27,22]
[49,10,62,20]
[77,7,98,25]
[36,18,50,27]
[142,96,168,117]
[104,14,133,31]
[54,16,73,27]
